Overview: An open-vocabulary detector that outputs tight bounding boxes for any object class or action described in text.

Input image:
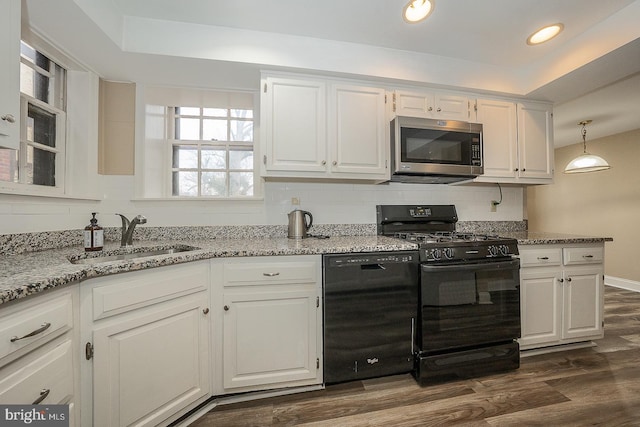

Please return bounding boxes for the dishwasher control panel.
[325,251,418,267]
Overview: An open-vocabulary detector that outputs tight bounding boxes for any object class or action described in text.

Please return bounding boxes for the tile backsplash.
[0,175,523,235]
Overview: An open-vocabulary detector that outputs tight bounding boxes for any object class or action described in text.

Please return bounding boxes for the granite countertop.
[501,231,613,245]
[0,231,612,307]
[0,236,417,306]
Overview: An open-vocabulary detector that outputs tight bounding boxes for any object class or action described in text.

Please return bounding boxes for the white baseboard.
[605,275,640,293]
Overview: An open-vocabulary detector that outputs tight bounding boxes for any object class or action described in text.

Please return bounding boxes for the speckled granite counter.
[0,229,613,307]
[501,231,613,245]
[0,236,417,306]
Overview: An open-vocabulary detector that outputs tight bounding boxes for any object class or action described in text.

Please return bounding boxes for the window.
[0,41,66,190]
[169,106,254,197]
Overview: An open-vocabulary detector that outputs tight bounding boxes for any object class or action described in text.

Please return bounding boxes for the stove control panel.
[421,241,518,262]
[409,207,432,217]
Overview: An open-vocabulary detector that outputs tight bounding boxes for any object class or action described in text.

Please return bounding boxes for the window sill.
[131,196,264,202]
[0,186,102,201]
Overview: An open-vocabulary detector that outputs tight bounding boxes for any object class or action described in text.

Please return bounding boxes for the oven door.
[419,258,520,353]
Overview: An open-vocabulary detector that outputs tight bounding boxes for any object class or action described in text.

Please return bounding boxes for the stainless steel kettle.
[287,209,313,239]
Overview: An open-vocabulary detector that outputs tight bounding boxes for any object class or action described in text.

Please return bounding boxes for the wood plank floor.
[191,286,640,426]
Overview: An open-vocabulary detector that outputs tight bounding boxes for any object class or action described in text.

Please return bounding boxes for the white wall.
[0,176,522,233]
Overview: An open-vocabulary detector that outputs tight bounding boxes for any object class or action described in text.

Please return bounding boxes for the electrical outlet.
[291,197,300,206]
[490,201,498,212]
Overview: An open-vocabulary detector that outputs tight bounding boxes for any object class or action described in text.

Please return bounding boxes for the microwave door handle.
[421,259,520,273]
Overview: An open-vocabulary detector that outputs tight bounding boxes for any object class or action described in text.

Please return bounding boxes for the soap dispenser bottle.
[84,212,104,252]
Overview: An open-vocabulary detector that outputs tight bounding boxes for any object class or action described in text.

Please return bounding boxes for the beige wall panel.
[99,80,136,175]
[527,128,640,282]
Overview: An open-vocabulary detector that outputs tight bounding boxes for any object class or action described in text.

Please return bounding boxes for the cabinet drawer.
[224,258,317,287]
[563,247,604,266]
[0,339,73,404]
[519,248,562,267]
[0,293,72,365]
[91,261,209,320]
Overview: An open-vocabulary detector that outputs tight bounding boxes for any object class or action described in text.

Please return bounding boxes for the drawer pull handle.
[537,257,549,260]
[32,389,50,405]
[263,272,280,277]
[10,322,51,342]
[583,255,594,258]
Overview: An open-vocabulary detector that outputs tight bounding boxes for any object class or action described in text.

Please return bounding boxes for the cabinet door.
[0,0,20,149]
[562,267,604,340]
[92,293,210,427]
[394,90,432,118]
[474,99,518,181]
[0,339,74,405]
[261,77,327,173]
[517,102,554,180]
[329,84,387,178]
[394,91,469,121]
[223,288,320,391]
[433,93,470,121]
[519,268,562,348]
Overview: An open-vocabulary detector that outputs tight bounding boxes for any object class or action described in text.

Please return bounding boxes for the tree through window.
[170,106,254,197]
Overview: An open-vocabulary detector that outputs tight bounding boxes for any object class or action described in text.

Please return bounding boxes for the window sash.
[16,95,66,189]
[167,106,255,198]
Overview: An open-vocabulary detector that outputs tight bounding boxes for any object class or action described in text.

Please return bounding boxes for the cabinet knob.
[321,160,326,165]
[1,114,16,124]
[332,160,337,166]
[224,305,230,311]
[436,107,441,112]
[203,308,210,315]
[522,168,526,172]
[427,107,433,112]
[566,277,572,282]
[559,278,564,283]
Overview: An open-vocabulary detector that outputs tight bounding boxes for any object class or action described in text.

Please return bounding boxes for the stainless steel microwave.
[390,116,483,184]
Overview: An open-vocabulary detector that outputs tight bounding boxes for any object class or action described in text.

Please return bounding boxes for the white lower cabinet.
[519,244,604,351]
[211,255,323,395]
[0,287,79,426]
[80,261,211,427]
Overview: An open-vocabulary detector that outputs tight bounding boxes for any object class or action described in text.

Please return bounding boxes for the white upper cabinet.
[261,76,327,173]
[517,102,554,180]
[260,73,388,181]
[474,99,554,184]
[0,0,21,150]
[392,90,471,121]
[328,83,387,177]
[475,99,518,180]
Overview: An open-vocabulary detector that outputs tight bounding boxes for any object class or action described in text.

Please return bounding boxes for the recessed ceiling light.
[403,0,435,24]
[526,23,564,45]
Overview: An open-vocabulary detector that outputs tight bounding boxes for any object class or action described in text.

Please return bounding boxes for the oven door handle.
[421,258,520,273]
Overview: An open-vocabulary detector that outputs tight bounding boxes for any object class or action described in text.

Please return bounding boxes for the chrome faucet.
[115,214,147,247]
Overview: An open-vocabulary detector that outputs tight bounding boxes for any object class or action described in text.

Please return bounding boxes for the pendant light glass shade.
[564,120,611,174]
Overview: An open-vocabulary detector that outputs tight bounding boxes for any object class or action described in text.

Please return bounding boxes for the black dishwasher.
[323,251,419,384]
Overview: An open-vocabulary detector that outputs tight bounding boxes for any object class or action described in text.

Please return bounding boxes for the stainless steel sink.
[69,246,198,265]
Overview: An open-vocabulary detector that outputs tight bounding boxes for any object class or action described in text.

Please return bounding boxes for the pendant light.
[564,120,611,174]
